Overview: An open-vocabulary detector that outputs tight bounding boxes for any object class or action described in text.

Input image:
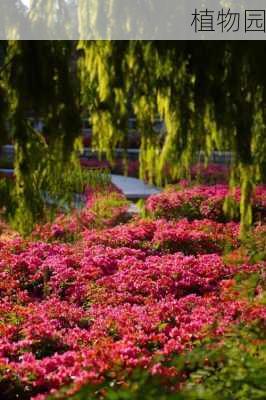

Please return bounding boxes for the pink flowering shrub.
[83,218,240,255]
[0,228,264,399]
[111,159,140,177]
[80,159,110,170]
[32,185,129,242]
[190,163,229,184]
[146,184,266,223]
[240,223,266,263]
[0,180,264,399]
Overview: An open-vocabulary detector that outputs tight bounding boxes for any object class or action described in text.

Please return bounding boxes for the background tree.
[1,38,266,235]
[0,40,81,233]
[80,40,266,234]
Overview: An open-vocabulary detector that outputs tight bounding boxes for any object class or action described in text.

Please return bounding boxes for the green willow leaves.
[0,40,81,234]
[80,41,266,235]
[1,39,266,234]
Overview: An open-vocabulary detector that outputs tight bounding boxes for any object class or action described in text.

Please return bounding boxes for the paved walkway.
[0,169,161,201]
[111,174,161,200]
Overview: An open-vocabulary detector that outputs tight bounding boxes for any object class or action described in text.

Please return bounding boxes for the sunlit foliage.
[80,41,266,234]
[0,40,81,233]
[1,37,266,234]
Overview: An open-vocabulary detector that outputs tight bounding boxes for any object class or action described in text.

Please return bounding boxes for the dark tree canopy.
[0,40,81,233]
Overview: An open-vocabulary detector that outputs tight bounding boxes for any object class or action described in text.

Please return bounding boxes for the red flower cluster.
[83,218,240,254]
[0,184,264,399]
[190,163,229,184]
[32,186,129,242]
[146,184,266,222]
[0,241,264,398]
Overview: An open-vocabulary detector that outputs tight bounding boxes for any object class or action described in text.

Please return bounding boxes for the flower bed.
[0,184,264,400]
[83,218,240,255]
[146,184,266,222]
[32,185,130,242]
[190,163,229,184]
[0,237,264,400]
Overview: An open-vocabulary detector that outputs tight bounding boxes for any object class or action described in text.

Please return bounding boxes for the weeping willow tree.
[0,40,81,234]
[1,39,266,235]
[79,41,266,235]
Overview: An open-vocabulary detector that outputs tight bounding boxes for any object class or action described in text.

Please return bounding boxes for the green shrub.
[49,322,266,400]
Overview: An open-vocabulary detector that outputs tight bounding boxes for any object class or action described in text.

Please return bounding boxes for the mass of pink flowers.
[146,184,266,222]
[0,184,265,399]
[190,163,229,184]
[32,185,129,242]
[83,218,240,255]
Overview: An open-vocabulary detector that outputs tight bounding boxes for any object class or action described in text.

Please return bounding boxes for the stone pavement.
[111,174,161,200]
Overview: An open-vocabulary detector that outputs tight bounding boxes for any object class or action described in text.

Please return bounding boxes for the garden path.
[111,174,161,200]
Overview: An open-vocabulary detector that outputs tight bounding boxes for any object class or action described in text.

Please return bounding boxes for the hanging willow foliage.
[1,39,266,235]
[0,40,81,234]
[79,40,266,235]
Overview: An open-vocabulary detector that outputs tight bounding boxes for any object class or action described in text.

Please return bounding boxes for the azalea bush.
[190,163,229,185]
[0,241,264,399]
[32,184,129,242]
[83,218,240,255]
[49,323,266,400]
[0,164,112,235]
[146,184,266,223]
[241,224,266,263]
[0,179,264,400]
